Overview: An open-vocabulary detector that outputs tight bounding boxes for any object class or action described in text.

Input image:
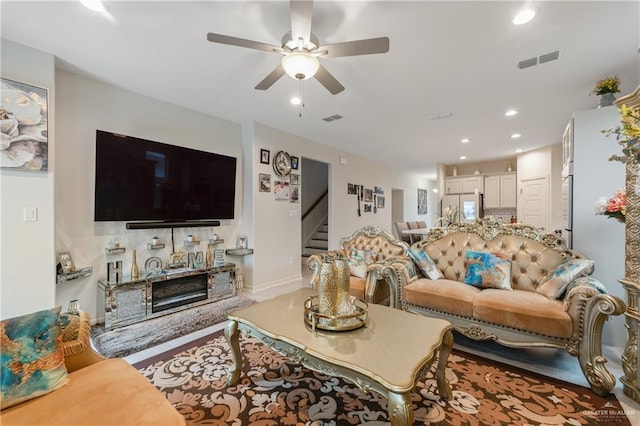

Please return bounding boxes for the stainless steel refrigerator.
[441,193,484,222]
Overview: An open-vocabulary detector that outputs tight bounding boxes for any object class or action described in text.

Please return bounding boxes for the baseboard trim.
[244,276,307,301]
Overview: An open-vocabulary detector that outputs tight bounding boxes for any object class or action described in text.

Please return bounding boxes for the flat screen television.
[94,130,236,222]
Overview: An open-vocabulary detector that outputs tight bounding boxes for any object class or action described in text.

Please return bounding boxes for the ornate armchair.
[307,225,410,305]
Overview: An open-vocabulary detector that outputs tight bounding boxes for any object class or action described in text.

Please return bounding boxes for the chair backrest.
[394,222,411,243]
[417,221,427,228]
[407,221,420,229]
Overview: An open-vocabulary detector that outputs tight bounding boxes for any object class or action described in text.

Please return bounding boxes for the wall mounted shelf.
[145,243,166,250]
[57,266,93,284]
[184,240,200,247]
[225,248,254,256]
[105,247,126,255]
[209,239,225,245]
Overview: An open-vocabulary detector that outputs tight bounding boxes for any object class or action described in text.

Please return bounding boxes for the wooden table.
[225,288,453,426]
[401,227,430,242]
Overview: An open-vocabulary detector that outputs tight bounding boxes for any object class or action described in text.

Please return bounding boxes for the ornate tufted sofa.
[378,218,626,395]
[307,225,410,305]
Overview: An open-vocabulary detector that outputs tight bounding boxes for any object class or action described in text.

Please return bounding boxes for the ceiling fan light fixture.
[281,52,320,80]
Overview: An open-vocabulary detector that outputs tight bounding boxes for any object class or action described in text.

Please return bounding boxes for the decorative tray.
[303,296,368,332]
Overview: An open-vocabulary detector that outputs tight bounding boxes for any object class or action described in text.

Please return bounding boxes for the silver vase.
[599,92,616,108]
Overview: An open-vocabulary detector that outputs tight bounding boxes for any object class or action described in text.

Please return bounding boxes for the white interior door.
[519,176,549,231]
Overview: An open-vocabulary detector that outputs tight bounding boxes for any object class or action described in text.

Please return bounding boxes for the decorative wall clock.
[273,151,292,177]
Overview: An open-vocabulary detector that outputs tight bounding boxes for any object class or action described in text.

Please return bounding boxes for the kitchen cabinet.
[444,176,483,194]
[444,177,462,194]
[484,173,516,208]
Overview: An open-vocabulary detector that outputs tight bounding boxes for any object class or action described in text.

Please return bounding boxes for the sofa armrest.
[561,276,625,395]
[62,311,106,373]
[307,250,347,288]
[378,256,418,309]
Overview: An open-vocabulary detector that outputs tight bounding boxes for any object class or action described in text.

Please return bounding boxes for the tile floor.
[124,259,639,423]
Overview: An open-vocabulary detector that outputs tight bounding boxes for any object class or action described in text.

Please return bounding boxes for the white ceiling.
[2,1,639,178]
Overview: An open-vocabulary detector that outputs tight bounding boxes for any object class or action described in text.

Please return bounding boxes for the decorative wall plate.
[273,151,292,177]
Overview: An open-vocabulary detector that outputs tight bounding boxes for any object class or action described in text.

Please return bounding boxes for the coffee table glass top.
[228,288,452,392]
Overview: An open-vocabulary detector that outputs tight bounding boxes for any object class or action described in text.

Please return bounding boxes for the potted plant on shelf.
[592,76,620,107]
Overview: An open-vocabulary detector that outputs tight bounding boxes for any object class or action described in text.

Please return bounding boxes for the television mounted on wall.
[94,130,236,222]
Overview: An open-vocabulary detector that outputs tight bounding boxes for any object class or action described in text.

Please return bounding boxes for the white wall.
[1,40,56,319]
[54,70,243,321]
[249,122,397,293]
[391,172,437,226]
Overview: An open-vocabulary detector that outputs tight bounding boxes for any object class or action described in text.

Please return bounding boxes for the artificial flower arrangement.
[603,104,640,163]
[594,188,626,223]
[436,206,460,227]
[592,76,620,95]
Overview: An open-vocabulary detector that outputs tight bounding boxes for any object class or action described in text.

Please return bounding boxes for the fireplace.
[151,273,208,313]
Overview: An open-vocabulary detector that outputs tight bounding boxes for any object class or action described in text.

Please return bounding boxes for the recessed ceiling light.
[505,109,518,117]
[511,133,522,139]
[80,0,106,12]
[460,138,470,143]
[290,97,301,105]
[513,9,535,25]
[459,156,467,160]
[515,149,523,153]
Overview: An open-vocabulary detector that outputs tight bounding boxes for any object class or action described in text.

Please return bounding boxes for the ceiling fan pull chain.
[299,79,305,118]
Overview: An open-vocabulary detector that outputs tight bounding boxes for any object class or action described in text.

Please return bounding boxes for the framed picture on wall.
[274,179,290,200]
[377,195,385,208]
[290,185,300,203]
[364,188,373,202]
[290,173,300,185]
[260,149,270,164]
[291,156,299,170]
[0,78,49,171]
[259,173,271,192]
[418,188,428,215]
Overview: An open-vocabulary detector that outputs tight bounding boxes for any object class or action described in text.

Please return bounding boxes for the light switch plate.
[23,207,37,222]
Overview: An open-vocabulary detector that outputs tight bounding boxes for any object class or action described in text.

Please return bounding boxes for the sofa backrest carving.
[340,225,408,261]
[414,218,591,292]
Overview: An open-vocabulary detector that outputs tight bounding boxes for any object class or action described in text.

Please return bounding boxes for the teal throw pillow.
[408,248,442,280]
[463,250,512,290]
[537,258,595,299]
[0,306,68,409]
[349,249,376,279]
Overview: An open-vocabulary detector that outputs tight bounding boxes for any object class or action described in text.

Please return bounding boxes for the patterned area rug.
[135,331,630,425]
[91,296,255,358]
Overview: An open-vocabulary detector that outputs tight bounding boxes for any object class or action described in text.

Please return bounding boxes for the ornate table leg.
[225,320,242,385]
[387,391,413,426]
[436,329,453,400]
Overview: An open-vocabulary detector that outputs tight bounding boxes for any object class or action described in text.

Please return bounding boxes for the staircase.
[302,220,328,257]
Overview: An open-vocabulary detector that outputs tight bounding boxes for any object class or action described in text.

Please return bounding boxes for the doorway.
[300,158,329,278]
[391,189,404,239]
[519,176,549,231]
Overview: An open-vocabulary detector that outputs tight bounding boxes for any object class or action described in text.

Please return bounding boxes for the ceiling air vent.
[539,50,560,64]
[322,114,343,122]
[517,49,561,69]
[517,57,538,69]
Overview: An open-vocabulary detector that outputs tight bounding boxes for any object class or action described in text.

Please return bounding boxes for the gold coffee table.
[225,288,453,426]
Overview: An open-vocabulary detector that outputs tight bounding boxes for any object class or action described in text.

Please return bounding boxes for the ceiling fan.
[206,0,389,95]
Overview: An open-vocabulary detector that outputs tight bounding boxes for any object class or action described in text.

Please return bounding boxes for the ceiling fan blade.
[315,65,345,95]
[255,64,286,90]
[290,0,313,45]
[207,33,282,54]
[319,37,389,58]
